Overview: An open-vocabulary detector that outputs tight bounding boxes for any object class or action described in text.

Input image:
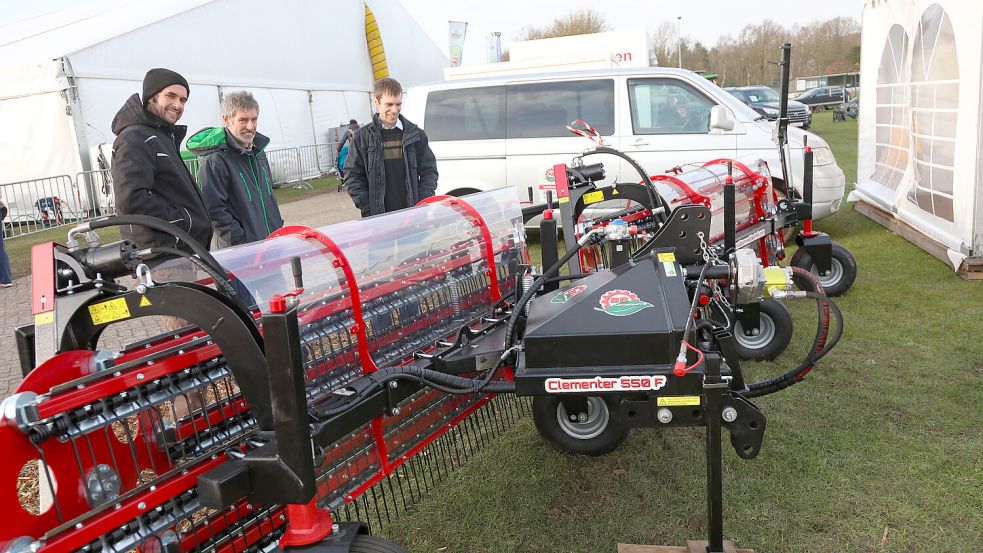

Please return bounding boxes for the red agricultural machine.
[1,164,843,552]
[0,43,846,553]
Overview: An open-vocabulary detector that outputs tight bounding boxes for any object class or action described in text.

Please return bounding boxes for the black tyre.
[532,395,628,456]
[814,105,825,112]
[350,535,410,553]
[789,241,857,296]
[733,299,793,361]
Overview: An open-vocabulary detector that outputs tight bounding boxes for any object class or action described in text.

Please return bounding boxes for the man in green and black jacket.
[187,90,284,249]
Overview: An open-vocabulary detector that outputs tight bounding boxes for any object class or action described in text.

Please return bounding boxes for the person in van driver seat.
[344,77,438,217]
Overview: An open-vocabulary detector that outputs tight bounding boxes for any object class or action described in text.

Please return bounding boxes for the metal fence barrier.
[298,143,338,177]
[3,143,340,239]
[76,169,116,218]
[2,175,83,239]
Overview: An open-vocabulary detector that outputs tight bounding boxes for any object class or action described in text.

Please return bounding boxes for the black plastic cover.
[521,248,690,370]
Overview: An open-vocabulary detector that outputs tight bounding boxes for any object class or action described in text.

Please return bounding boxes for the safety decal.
[583,190,605,205]
[657,396,701,407]
[34,312,54,326]
[550,284,588,304]
[139,296,153,308]
[545,375,667,393]
[594,289,653,317]
[88,297,132,325]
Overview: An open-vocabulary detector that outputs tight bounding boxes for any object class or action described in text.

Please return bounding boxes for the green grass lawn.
[377,111,983,552]
[2,175,339,279]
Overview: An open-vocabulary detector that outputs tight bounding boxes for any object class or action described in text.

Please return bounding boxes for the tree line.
[514,10,861,87]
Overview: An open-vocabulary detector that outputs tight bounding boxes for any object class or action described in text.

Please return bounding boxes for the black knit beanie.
[142,68,190,105]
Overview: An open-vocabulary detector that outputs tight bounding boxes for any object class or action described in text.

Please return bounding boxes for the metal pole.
[677,16,682,68]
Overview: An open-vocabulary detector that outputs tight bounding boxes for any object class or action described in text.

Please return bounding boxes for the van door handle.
[632,138,650,146]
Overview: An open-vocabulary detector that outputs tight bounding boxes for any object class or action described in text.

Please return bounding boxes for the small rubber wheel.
[532,395,628,456]
[790,241,857,296]
[733,299,793,361]
[350,534,411,553]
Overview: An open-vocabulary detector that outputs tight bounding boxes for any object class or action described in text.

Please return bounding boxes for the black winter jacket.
[344,114,438,217]
[187,127,284,248]
[111,94,213,257]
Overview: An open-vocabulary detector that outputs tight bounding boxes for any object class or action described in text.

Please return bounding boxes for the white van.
[402,67,845,219]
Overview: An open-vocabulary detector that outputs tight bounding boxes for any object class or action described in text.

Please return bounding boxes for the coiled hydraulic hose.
[77,214,225,277]
[146,246,238,300]
[73,214,243,301]
[744,266,843,398]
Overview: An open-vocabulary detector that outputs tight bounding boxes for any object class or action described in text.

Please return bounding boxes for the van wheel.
[532,396,628,456]
[814,106,825,112]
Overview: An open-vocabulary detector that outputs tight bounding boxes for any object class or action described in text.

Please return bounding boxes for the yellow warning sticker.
[35,312,54,326]
[139,296,152,308]
[558,196,570,204]
[658,253,676,262]
[658,396,701,407]
[583,190,605,205]
[612,188,620,195]
[88,297,131,325]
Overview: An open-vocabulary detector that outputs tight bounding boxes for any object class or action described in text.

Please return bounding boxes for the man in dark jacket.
[187,90,284,249]
[111,68,212,260]
[345,77,438,217]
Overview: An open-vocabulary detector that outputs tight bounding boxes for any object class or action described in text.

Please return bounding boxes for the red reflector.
[698,294,710,306]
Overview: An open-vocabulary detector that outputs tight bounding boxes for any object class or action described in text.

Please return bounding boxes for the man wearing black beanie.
[110,68,213,330]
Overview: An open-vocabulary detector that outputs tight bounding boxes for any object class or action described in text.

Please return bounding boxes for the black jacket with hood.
[111,93,213,258]
[344,113,438,217]
[187,127,284,248]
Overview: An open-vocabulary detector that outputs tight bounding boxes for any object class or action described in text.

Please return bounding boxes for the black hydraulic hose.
[315,364,516,418]
[582,146,671,223]
[542,273,589,285]
[745,267,843,398]
[146,246,239,299]
[83,215,225,277]
[505,233,594,350]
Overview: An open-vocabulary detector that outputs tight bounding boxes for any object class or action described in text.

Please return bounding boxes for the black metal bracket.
[796,231,833,275]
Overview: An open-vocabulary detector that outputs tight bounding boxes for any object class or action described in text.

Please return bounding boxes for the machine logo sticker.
[595,289,653,317]
[545,375,667,393]
[550,285,587,304]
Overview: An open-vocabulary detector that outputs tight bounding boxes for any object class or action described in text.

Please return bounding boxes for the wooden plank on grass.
[617,541,753,553]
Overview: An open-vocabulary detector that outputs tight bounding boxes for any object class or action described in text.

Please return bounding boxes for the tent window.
[871,23,910,192]
[907,3,958,223]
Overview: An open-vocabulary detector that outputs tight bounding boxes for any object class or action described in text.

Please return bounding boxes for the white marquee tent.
[0,0,446,216]
[851,0,983,277]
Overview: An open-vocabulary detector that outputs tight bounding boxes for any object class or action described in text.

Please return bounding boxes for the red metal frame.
[31,242,56,316]
[417,195,501,302]
[269,225,379,375]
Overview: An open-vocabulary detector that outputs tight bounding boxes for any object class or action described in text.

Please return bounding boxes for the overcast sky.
[3,0,863,66]
[398,0,862,65]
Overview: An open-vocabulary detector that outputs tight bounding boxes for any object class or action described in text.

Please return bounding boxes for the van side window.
[506,79,614,139]
[628,79,714,135]
[425,86,505,140]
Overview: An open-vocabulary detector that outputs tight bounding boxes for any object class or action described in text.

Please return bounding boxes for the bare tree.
[650,21,677,67]
[515,9,611,41]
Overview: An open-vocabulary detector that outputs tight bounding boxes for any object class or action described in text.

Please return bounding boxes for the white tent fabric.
[0,0,447,194]
[851,0,983,273]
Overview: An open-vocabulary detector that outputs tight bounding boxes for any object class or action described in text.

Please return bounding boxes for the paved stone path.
[0,190,360,396]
